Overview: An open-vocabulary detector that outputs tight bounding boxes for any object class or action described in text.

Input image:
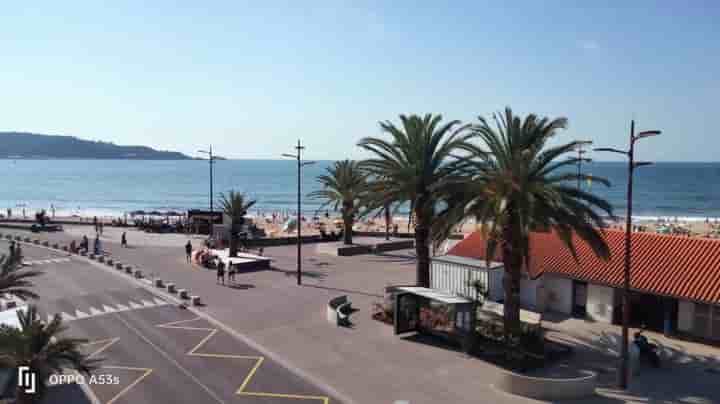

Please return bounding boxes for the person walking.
[185,240,192,263]
[81,235,89,252]
[99,221,104,236]
[94,235,101,255]
[15,243,22,265]
[216,259,226,285]
[121,232,127,248]
[93,216,98,233]
[228,263,236,283]
[9,241,15,258]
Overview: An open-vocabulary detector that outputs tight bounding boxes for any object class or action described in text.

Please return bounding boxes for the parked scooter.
[634,330,661,368]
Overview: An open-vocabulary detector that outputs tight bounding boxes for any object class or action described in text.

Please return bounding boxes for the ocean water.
[1,160,719,221]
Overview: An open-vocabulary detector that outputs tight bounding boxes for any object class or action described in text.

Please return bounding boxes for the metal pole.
[577,147,582,190]
[209,145,214,238]
[619,120,634,389]
[297,140,302,285]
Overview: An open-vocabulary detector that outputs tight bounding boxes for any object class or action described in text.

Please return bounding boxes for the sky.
[1,1,718,161]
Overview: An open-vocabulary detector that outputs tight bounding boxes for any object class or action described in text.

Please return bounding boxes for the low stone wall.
[494,370,597,401]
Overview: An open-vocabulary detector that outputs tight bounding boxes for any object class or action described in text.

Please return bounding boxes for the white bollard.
[154,279,164,288]
[178,289,189,299]
[191,296,201,306]
[134,270,143,279]
[166,283,176,293]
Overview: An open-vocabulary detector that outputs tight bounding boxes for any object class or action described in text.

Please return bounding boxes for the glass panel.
[695,303,710,316]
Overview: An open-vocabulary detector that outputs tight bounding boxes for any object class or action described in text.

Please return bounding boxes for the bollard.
[154,279,164,288]
[115,262,123,270]
[178,289,189,299]
[106,259,113,265]
[24,237,31,242]
[15,236,22,241]
[80,250,87,256]
[191,296,201,306]
[166,283,176,293]
[62,246,69,252]
[125,266,133,274]
[98,256,105,263]
[5,234,11,240]
[33,239,40,244]
[42,241,49,247]
[89,254,96,260]
[52,243,59,249]
[134,270,143,279]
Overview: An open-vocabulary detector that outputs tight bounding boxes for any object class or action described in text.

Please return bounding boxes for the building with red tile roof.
[431,229,720,342]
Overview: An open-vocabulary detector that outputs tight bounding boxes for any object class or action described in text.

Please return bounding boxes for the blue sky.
[1,1,718,161]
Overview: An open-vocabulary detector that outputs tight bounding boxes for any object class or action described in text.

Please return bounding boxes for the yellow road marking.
[82,338,154,404]
[156,316,330,403]
[102,366,153,404]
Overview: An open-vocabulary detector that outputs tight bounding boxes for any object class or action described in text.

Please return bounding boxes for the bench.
[327,295,353,326]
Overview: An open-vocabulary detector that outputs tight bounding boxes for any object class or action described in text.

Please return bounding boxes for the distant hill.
[0,132,190,160]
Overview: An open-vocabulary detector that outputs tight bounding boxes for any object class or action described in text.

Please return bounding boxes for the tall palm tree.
[219,191,257,257]
[309,160,366,245]
[359,114,478,287]
[0,306,99,403]
[0,249,42,300]
[434,107,613,337]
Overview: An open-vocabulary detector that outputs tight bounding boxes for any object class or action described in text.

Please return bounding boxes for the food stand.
[393,287,475,347]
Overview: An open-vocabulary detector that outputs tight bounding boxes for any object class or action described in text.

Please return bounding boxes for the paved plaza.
[3,227,720,403]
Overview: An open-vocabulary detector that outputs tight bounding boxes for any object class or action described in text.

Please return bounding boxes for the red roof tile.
[447,230,720,304]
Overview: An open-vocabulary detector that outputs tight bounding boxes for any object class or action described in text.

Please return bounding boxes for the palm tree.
[434,107,613,337]
[358,114,478,287]
[0,248,42,300]
[0,306,100,403]
[309,160,366,245]
[219,191,257,257]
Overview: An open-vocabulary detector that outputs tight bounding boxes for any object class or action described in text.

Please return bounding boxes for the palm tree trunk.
[384,203,391,241]
[501,222,522,340]
[229,224,239,257]
[342,202,353,245]
[414,213,431,288]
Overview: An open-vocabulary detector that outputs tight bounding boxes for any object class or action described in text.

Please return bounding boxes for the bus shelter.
[393,287,475,346]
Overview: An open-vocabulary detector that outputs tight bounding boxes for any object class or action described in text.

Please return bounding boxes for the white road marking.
[103,305,117,313]
[141,299,155,307]
[116,303,130,311]
[75,309,89,319]
[89,307,103,316]
[129,301,143,309]
[61,312,76,321]
[153,297,167,305]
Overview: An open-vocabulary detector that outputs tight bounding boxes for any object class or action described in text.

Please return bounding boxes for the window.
[694,303,720,340]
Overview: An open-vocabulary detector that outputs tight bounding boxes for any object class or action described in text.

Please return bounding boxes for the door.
[573,281,588,317]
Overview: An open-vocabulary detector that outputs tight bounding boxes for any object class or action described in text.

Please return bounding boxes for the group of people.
[214,258,239,285]
[8,241,23,264]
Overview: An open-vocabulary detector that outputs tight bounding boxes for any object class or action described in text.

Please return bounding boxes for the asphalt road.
[2,241,337,404]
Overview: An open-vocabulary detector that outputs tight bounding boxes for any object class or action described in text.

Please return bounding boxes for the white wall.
[678,300,694,332]
[586,285,615,323]
[542,276,573,315]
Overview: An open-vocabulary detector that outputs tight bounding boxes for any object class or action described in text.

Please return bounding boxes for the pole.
[296,140,302,285]
[209,145,214,238]
[619,120,634,389]
[577,147,582,190]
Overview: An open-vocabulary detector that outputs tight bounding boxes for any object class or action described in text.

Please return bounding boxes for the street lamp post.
[573,140,593,190]
[282,140,315,285]
[198,146,216,237]
[595,120,661,389]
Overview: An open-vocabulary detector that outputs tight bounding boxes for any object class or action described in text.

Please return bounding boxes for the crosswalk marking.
[43,297,169,323]
[23,258,71,266]
[61,312,76,321]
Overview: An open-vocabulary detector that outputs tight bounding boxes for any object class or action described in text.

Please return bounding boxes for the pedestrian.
[9,241,15,258]
[15,243,22,265]
[99,221,104,236]
[185,240,192,263]
[121,232,127,248]
[70,239,77,253]
[258,247,264,256]
[82,235,89,252]
[51,204,55,218]
[216,259,226,285]
[93,216,98,232]
[94,235,101,255]
[228,263,236,283]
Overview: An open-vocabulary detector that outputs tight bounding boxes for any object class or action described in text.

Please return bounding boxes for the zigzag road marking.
[157,317,330,403]
[23,258,72,266]
[84,338,154,404]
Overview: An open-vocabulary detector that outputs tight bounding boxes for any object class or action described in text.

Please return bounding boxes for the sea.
[1,160,719,222]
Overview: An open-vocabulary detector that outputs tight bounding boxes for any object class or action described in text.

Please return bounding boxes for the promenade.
[3,226,720,403]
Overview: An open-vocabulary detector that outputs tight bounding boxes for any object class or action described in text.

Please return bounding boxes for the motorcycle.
[634,330,661,368]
